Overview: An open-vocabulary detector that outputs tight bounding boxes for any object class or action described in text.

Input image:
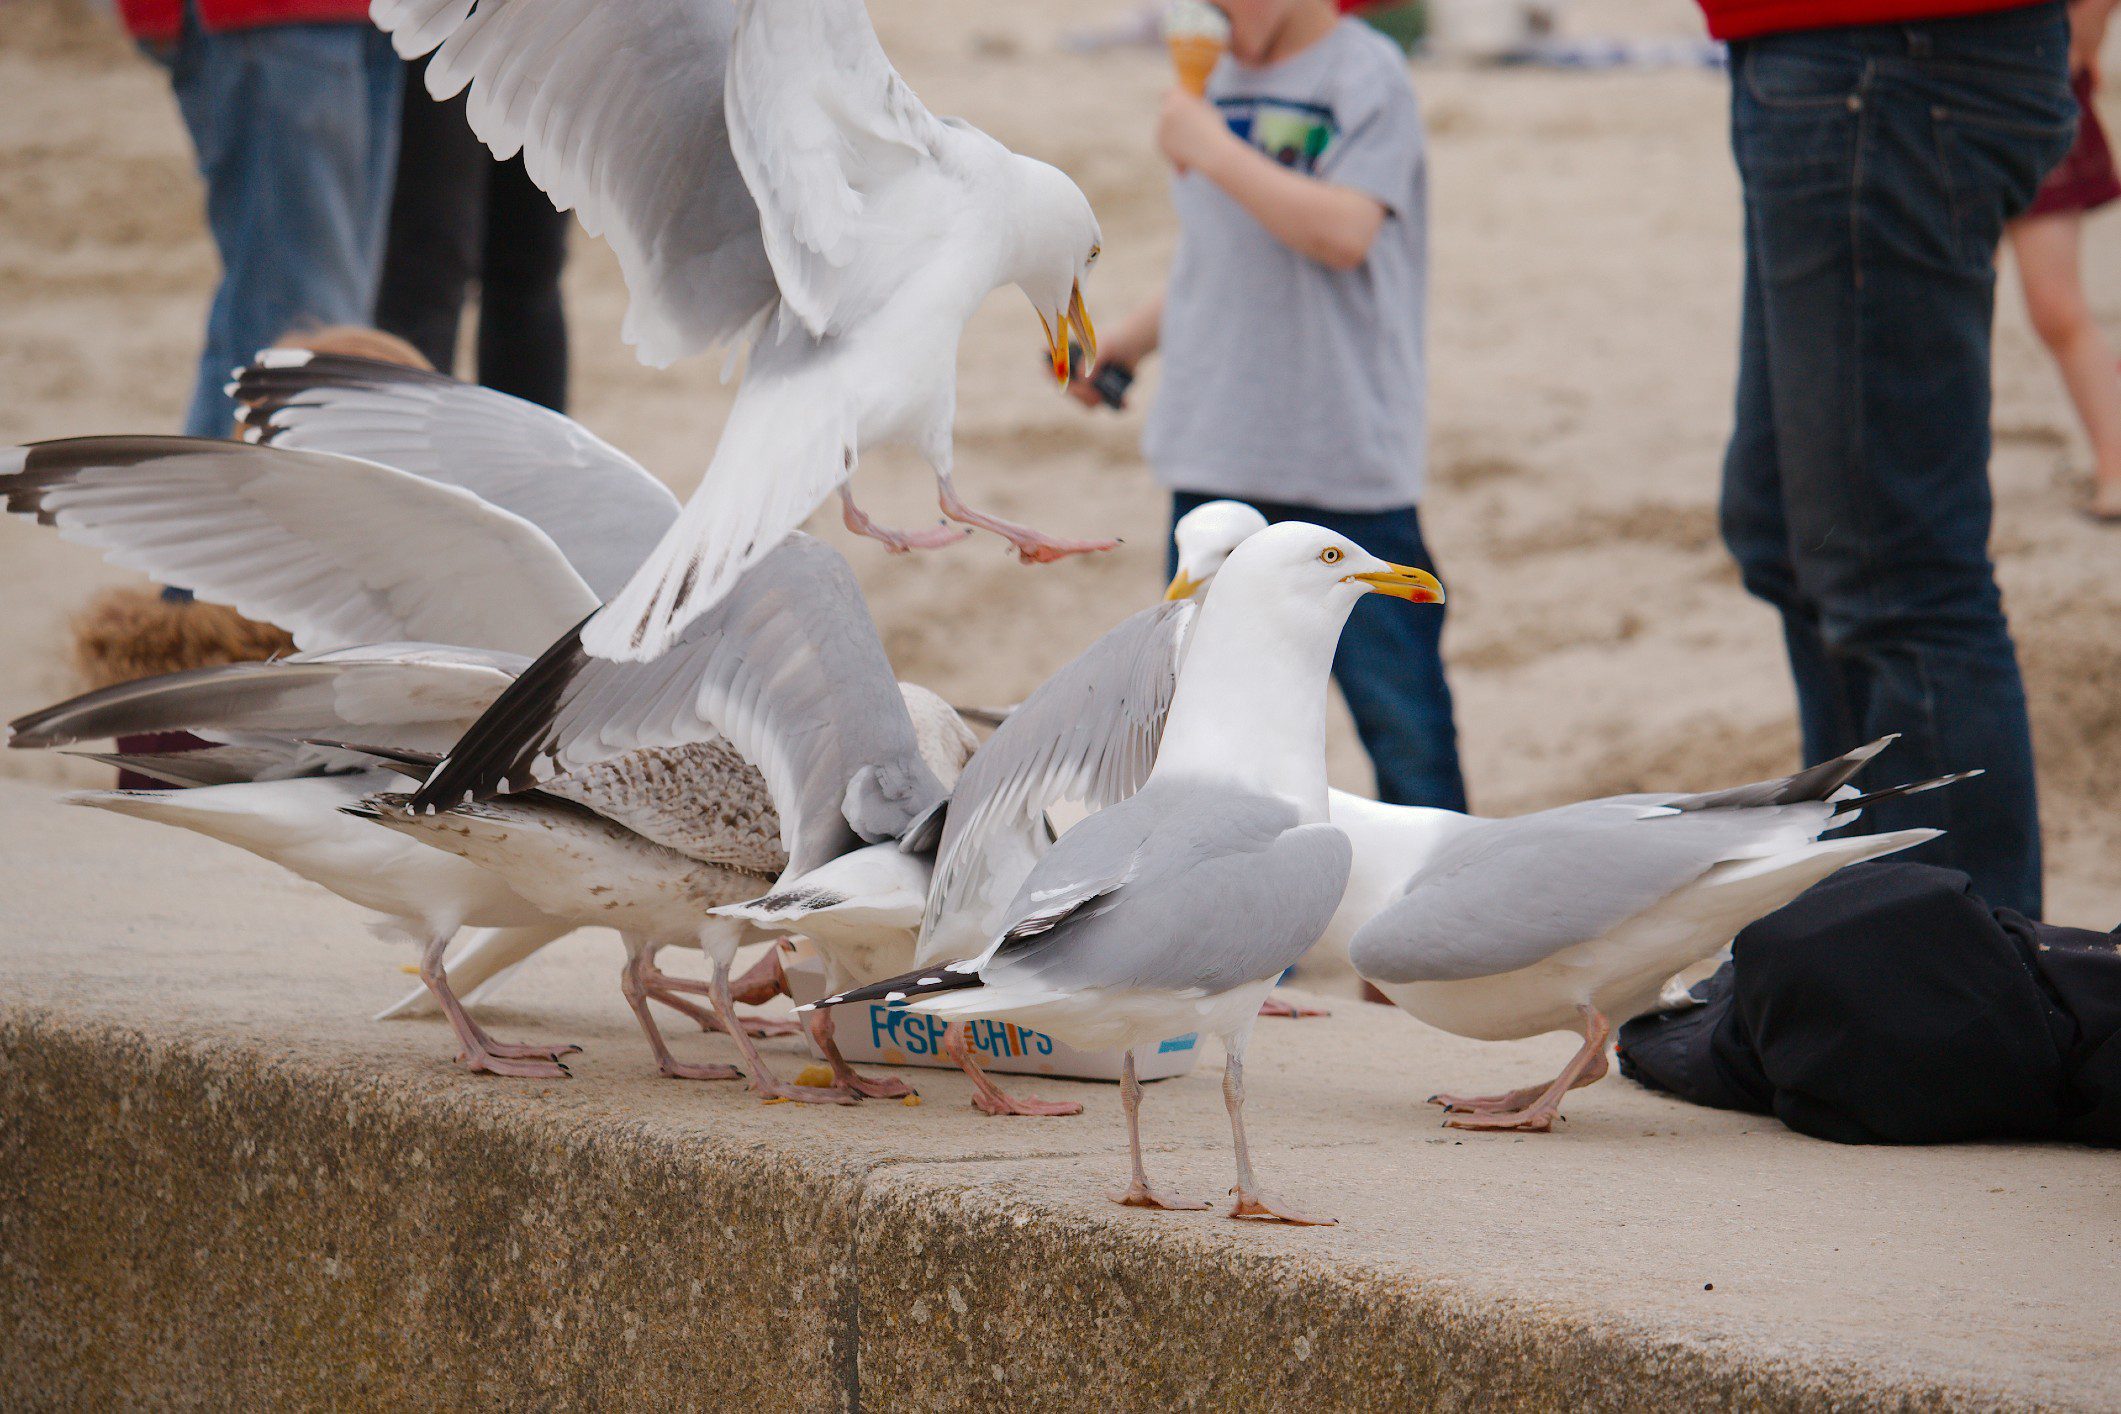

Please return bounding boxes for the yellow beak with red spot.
[1040,280,1097,386]
[1349,564,1445,603]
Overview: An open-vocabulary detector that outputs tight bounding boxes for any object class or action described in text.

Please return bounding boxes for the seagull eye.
[1320,547,1344,565]
[1087,244,1100,265]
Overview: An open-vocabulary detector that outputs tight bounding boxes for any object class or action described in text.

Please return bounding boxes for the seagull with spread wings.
[372,0,1115,663]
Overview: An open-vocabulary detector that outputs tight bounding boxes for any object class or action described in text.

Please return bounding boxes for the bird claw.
[456,1049,571,1080]
[1112,1183,1211,1212]
[1226,1191,1335,1226]
[972,1089,1082,1117]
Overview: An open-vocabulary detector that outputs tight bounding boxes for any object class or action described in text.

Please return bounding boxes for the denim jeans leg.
[1717,181,1866,764]
[171,18,401,437]
[1727,12,2074,917]
[1167,493,1468,811]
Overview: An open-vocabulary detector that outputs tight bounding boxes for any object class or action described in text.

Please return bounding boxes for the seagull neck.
[1150,594,1338,819]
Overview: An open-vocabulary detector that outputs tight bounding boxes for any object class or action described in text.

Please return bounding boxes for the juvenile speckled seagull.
[372,0,1114,662]
[810,524,1445,1224]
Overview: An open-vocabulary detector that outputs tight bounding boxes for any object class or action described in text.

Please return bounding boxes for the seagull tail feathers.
[798,959,985,1014]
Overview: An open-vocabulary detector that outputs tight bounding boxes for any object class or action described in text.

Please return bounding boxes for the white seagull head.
[1202,521,1445,633]
[1006,156,1103,386]
[1165,498,1270,601]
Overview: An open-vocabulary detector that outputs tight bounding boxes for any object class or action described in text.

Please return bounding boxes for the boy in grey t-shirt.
[1071,0,1464,809]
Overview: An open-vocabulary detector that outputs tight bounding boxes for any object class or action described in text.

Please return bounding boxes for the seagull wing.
[373,0,776,366]
[979,781,1352,997]
[413,534,947,879]
[727,0,962,337]
[0,437,598,654]
[8,643,526,756]
[1347,799,1835,985]
[232,351,679,600]
[917,601,1193,965]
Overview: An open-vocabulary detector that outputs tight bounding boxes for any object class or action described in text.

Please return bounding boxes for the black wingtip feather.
[408,610,597,812]
[803,962,984,1013]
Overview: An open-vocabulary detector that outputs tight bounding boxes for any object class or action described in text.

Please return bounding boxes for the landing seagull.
[372,0,1115,662]
[810,524,1447,1224]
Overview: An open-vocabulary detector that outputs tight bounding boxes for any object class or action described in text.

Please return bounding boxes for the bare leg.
[621,944,742,1082]
[804,1007,918,1099]
[419,932,576,1078]
[2010,214,2121,518]
[841,485,972,552]
[936,471,1118,564]
[708,952,855,1106]
[1222,1036,1333,1224]
[1258,993,1330,1019]
[1112,1049,1208,1211]
[728,946,789,1006]
[1432,1006,1612,1133]
[943,1019,1083,1117]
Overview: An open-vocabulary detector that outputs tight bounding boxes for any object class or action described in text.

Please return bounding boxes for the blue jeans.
[1168,493,1468,811]
[164,10,401,437]
[1718,5,2075,919]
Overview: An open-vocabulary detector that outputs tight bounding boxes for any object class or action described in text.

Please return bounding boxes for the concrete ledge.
[3,777,2115,1409]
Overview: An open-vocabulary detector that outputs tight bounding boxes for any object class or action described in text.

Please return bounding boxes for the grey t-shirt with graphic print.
[1143,19,1428,512]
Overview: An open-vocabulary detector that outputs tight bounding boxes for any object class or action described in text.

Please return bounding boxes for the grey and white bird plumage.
[371,0,1112,662]
[1348,740,1975,1130]
[818,524,1448,1220]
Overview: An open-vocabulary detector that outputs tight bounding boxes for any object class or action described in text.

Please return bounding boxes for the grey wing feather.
[8,643,523,754]
[1348,800,1821,984]
[984,781,1351,997]
[919,601,1191,962]
[233,352,679,599]
[372,0,775,367]
[68,743,324,788]
[0,436,597,653]
[412,534,945,878]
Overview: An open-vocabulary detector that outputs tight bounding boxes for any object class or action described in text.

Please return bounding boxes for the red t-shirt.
[1698,0,2043,40]
[118,0,378,43]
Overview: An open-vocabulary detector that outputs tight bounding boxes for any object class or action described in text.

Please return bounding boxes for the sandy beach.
[2,0,2114,929]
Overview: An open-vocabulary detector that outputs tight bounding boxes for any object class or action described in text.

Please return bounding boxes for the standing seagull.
[1348,742,1975,1131]
[810,525,1446,1224]
[372,0,1115,662]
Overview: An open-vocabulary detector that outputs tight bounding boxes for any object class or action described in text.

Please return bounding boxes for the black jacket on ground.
[1616,862,2121,1146]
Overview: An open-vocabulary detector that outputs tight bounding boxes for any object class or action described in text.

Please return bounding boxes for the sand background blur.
[1,0,2114,927]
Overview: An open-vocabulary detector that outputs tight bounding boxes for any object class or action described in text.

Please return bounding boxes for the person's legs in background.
[1168,493,1468,811]
[477,153,571,412]
[171,12,402,437]
[374,61,487,375]
[1721,10,2076,918]
[2008,211,2121,519]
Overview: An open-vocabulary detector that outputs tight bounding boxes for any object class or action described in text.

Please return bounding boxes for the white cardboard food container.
[782,945,1201,1083]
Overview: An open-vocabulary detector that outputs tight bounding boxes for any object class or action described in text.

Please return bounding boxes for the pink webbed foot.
[1113,1181,1211,1213]
[455,1045,571,1080]
[841,487,972,554]
[756,1077,861,1107]
[1258,994,1330,1019]
[1227,1190,1336,1226]
[1443,1104,1561,1133]
[656,1057,746,1083]
[1427,1083,1549,1116]
[936,482,1117,564]
[476,1037,582,1062]
[972,1087,1083,1117]
[802,1007,918,1100]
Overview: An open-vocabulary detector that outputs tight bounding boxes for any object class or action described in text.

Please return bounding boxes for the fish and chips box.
[781,943,1201,1082]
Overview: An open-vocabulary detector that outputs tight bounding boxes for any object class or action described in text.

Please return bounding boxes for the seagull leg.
[840,486,972,553]
[621,941,742,1082]
[645,963,802,1038]
[1221,1034,1334,1225]
[1112,1050,1208,1212]
[728,945,790,1006]
[804,1006,918,1099]
[708,953,855,1106]
[419,932,576,1078]
[1437,1006,1612,1133]
[944,1020,1083,1117]
[935,472,1119,564]
[1257,993,1331,1019]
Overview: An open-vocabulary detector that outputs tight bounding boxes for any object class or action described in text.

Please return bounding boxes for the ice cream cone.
[1167,33,1224,96]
